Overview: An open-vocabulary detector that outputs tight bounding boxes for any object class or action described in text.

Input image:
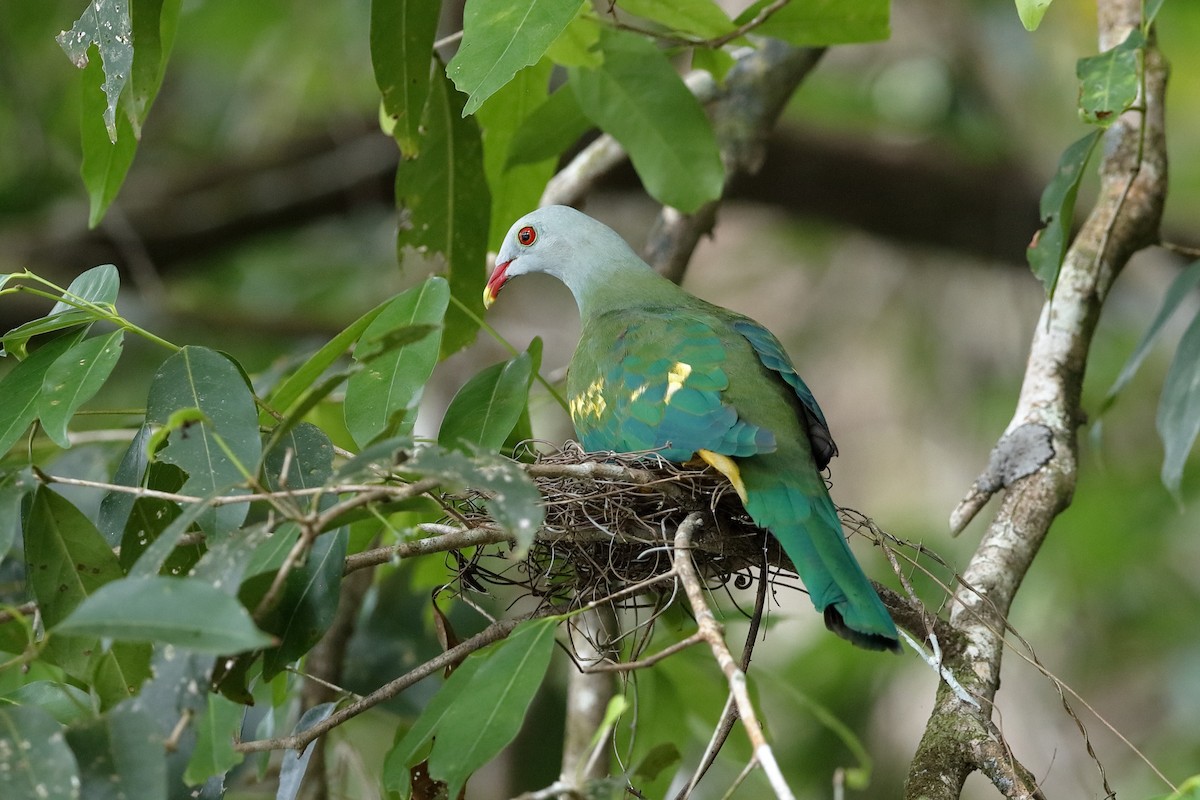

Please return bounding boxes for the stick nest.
[455,443,793,611]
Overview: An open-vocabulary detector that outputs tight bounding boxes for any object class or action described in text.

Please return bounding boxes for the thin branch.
[672,513,795,800]
[234,612,548,754]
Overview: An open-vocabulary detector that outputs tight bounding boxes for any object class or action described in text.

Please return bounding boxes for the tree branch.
[906,1,1168,797]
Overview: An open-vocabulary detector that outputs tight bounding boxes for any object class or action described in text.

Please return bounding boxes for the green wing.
[731,318,837,469]
[568,311,775,460]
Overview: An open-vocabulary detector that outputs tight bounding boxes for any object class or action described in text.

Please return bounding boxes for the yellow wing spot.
[569,377,608,422]
[629,384,648,403]
[664,361,692,404]
[697,449,748,503]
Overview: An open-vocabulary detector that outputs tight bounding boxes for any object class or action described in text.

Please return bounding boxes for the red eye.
[517,226,536,246]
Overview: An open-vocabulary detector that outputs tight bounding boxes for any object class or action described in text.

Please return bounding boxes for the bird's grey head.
[483,205,646,308]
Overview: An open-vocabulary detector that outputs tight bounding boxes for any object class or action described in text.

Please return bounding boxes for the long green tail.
[740,458,900,652]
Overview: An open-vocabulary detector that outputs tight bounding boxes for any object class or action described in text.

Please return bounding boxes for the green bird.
[484,206,900,652]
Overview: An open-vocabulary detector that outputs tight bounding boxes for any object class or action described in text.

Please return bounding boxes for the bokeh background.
[2,0,1198,797]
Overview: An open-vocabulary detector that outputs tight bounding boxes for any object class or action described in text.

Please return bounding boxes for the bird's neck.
[566,259,682,321]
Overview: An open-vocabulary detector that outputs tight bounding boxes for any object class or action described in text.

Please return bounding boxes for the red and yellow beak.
[483,259,511,308]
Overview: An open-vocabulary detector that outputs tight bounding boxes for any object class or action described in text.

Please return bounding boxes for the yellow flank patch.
[697,449,748,503]
[569,377,608,422]
[664,361,692,404]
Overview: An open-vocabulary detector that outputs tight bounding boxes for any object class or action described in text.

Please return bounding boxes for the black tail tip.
[824,606,903,654]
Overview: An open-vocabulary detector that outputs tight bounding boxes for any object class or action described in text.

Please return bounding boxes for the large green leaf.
[1026,130,1101,296]
[382,655,489,795]
[39,330,125,448]
[345,278,448,446]
[428,617,559,797]
[64,0,182,225]
[146,346,261,537]
[5,681,96,726]
[740,0,889,45]
[438,348,536,453]
[477,59,556,250]
[64,705,167,799]
[0,333,83,455]
[55,575,273,653]
[182,692,244,786]
[0,705,79,800]
[1077,28,1144,126]
[24,487,125,676]
[447,0,584,116]
[570,30,724,213]
[1157,309,1200,500]
[393,70,489,356]
[371,0,441,155]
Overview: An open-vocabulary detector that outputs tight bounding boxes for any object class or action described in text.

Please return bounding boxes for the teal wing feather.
[569,313,775,460]
[732,318,837,470]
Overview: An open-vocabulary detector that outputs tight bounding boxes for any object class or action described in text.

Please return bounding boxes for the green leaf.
[619,0,734,39]
[447,0,585,116]
[51,263,121,315]
[393,69,490,356]
[265,300,388,418]
[570,30,724,213]
[0,332,84,455]
[544,8,601,67]
[126,496,216,579]
[1026,130,1101,296]
[183,692,244,786]
[0,468,36,559]
[1077,29,1144,126]
[1015,0,1054,30]
[405,445,543,553]
[78,57,138,228]
[66,2,181,225]
[5,681,96,726]
[438,350,535,453]
[1104,260,1200,412]
[741,0,889,45]
[276,703,337,797]
[259,527,347,681]
[428,617,559,797]
[345,278,448,447]
[25,487,125,628]
[39,330,125,448]
[371,0,440,155]
[505,83,592,169]
[0,705,79,800]
[127,0,182,135]
[65,705,167,799]
[57,0,133,142]
[55,575,274,653]
[382,654,489,794]
[146,346,261,537]
[1157,308,1200,500]
[97,425,153,547]
[3,265,117,358]
[477,60,557,250]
